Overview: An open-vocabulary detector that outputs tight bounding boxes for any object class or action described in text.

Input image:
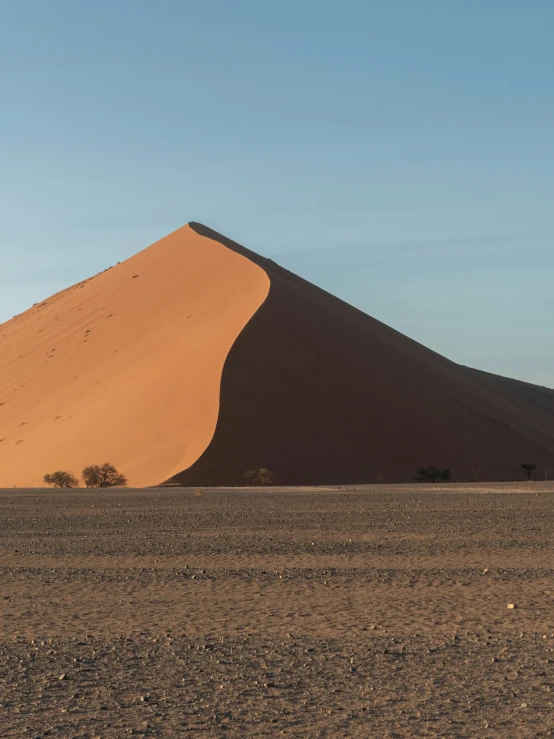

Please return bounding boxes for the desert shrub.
[193,488,203,497]
[414,466,451,483]
[244,468,276,486]
[43,470,79,488]
[521,463,537,481]
[82,463,127,488]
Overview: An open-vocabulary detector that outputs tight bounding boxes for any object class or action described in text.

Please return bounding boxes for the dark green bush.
[82,463,127,488]
[244,468,276,486]
[43,470,79,488]
[414,466,451,483]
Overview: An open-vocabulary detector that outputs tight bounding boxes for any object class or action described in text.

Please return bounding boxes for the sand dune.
[169,224,554,485]
[0,222,553,487]
[0,226,269,487]
[463,366,554,425]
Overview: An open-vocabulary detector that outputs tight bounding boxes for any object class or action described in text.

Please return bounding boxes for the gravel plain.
[1,483,554,737]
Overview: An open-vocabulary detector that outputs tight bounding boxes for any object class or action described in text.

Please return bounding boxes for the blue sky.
[1,0,553,385]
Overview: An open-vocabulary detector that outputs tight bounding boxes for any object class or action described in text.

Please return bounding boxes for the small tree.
[82,463,127,488]
[414,466,451,483]
[521,463,537,481]
[43,470,79,488]
[244,468,276,486]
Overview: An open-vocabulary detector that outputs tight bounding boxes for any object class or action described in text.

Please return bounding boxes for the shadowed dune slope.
[167,224,554,485]
[0,225,269,487]
[462,367,554,426]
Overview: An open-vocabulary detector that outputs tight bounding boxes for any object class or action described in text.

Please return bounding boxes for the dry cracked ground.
[1,483,554,737]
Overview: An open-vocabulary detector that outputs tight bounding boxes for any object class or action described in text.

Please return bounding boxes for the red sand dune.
[1,223,553,487]
[0,226,269,487]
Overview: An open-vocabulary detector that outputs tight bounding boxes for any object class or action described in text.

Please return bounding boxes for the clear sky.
[1,1,553,386]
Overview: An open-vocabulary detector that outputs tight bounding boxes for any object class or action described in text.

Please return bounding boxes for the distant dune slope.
[462,367,554,425]
[167,224,554,485]
[0,226,269,487]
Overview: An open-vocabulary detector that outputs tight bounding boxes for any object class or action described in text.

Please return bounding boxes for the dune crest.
[0,225,269,487]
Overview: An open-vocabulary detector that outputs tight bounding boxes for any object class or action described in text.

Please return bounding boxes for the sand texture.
[0,225,269,487]
[1,484,554,737]
[1,221,553,487]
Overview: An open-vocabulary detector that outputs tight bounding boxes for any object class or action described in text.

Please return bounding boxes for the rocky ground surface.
[1,483,553,737]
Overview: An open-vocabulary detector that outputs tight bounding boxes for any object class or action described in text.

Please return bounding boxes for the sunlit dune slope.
[167,224,554,485]
[0,225,269,487]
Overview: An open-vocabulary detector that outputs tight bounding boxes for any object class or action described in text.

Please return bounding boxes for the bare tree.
[521,463,537,481]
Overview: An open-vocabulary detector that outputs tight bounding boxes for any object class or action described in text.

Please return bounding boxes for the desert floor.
[1,483,554,737]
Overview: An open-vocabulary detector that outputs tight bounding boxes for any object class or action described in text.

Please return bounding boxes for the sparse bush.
[193,488,203,497]
[521,463,537,481]
[414,466,451,483]
[82,463,127,488]
[43,470,79,488]
[244,468,276,486]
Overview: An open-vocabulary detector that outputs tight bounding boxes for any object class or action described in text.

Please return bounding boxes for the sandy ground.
[1,483,554,737]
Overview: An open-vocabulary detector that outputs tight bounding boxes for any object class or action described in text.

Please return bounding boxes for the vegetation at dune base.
[82,463,128,488]
[521,463,537,481]
[43,470,79,488]
[244,468,276,486]
[414,466,452,483]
